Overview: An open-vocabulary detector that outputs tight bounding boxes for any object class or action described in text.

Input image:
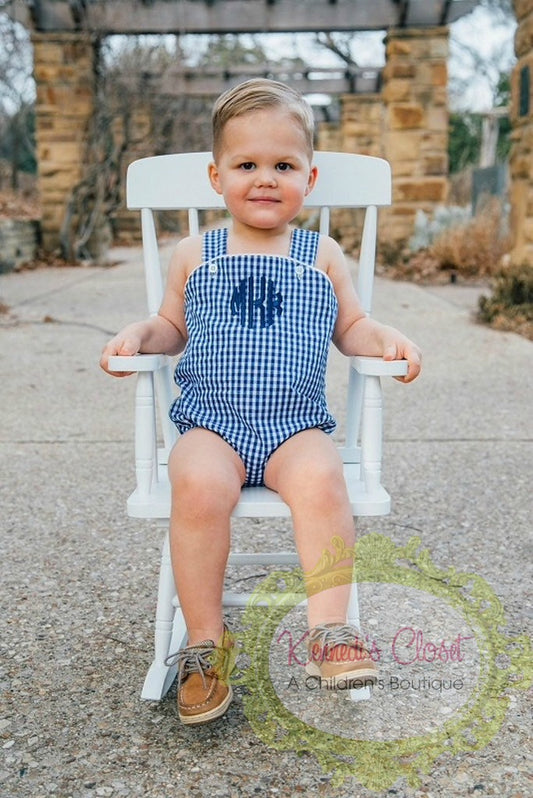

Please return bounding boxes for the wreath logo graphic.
[232,533,532,790]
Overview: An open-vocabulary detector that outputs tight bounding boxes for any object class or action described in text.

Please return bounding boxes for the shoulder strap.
[202,228,228,261]
[289,228,320,266]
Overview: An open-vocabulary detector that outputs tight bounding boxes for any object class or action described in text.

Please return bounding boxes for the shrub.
[477,263,533,340]
[409,205,471,252]
[382,198,511,283]
[428,198,511,278]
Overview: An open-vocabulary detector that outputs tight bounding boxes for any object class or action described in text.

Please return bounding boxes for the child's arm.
[100,239,193,377]
[321,237,422,384]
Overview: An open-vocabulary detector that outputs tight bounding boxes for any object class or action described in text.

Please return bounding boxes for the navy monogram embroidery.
[231,275,283,329]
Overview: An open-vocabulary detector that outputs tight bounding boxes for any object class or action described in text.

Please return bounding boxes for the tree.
[449,113,482,173]
[481,0,513,16]
[59,33,278,258]
[0,9,36,188]
[196,33,269,69]
[495,72,512,162]
[449,72,512,173]
[448,0,516,112]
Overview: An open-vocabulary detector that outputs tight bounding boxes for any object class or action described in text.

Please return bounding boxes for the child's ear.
[208,162,223,195]
[305,165,318,196]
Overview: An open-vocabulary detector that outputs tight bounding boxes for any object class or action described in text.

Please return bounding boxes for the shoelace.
[309,624,365,662]
[165,641,217,689]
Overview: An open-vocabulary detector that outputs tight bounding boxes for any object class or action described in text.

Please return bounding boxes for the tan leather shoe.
[166,626,236,724]
[305,623,378,690]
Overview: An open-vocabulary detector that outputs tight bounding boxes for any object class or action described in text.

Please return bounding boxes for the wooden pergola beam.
[11,0,479,35]
[150,65,382,96]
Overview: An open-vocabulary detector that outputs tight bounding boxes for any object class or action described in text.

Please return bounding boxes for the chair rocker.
[108,151,407,703]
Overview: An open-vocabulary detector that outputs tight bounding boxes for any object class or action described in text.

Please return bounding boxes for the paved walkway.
[0,246,531,797]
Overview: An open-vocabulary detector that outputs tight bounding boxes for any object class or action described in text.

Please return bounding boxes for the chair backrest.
[127,151,391,210]
[126,151,391,459]
[126,151,391,316]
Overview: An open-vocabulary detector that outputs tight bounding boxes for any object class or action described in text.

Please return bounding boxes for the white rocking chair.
[108,151,407,703]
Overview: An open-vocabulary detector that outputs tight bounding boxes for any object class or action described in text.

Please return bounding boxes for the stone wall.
[0,219,40,273]
[381,27,450,244]
[111,108,153,244]
[340,93,384,158]
[317,95,384,255]
[32,32,97,253]
[509,0,533,266]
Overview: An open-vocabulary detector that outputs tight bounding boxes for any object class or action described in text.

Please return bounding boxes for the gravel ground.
[0,247,531,798]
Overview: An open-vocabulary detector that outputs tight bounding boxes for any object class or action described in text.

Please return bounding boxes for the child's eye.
[276,162,292,172]
[240,162,255,171]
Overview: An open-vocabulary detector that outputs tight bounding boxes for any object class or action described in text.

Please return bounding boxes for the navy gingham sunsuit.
[169,227,338,486]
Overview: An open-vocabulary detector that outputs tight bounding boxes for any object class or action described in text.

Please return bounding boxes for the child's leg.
[264,429,355,628]
[168,428,245,645]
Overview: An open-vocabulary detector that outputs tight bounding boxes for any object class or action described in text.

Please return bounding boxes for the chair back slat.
[127,152,391,210]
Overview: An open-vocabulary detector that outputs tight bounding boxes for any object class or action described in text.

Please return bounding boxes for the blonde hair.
[212,78,315,160]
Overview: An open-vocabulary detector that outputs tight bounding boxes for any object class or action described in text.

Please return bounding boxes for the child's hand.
[382,333,422,384]
[100,333,142,377]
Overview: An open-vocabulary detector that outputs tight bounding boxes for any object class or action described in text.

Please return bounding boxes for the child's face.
[209,107,317,233]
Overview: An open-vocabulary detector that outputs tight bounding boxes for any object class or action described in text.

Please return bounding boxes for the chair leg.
[140,535,372,702]
[346,579,372,702]
[141,532,183,700]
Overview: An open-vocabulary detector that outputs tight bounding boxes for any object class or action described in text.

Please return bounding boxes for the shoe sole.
[179,685,233,725]
[305,664,378,690]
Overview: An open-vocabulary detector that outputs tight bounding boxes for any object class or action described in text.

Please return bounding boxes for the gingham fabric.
[169,227,338,486]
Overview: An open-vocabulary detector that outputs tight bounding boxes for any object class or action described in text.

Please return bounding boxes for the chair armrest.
[351,356,408,378]
[108,354,171,372]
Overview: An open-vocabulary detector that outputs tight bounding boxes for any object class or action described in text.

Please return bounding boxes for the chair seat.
[125,462,391,519]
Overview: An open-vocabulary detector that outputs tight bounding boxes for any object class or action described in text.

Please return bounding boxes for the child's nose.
[254,168,277,187]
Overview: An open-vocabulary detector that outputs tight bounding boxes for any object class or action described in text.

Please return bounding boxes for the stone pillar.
[338,93,385,253]
[382,27,450,244]
[509,0,533,266]
[316,95,384,256]
[112,106,153,244]
[339,93,384,157]
[317,120,342,152]
[32,32,97,252]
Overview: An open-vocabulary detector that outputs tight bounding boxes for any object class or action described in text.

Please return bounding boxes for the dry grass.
[0,167,40,220]
[380,198,511,284]
[378,198,533,341]
[428,198,511,279]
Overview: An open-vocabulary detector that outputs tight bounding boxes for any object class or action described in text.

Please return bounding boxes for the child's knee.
[287,457,346,507]
[170,460,241,519]
[168,431,244,515]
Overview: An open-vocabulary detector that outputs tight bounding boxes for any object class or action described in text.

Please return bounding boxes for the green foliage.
[480,264,533,310]
[449,113,482,173]
[495,72,511,161]
[497,115,512,161]
[449,68,511,172]
[449,75,511,173]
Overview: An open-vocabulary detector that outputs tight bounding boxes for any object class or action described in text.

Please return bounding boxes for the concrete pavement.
[0,245,531,797]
